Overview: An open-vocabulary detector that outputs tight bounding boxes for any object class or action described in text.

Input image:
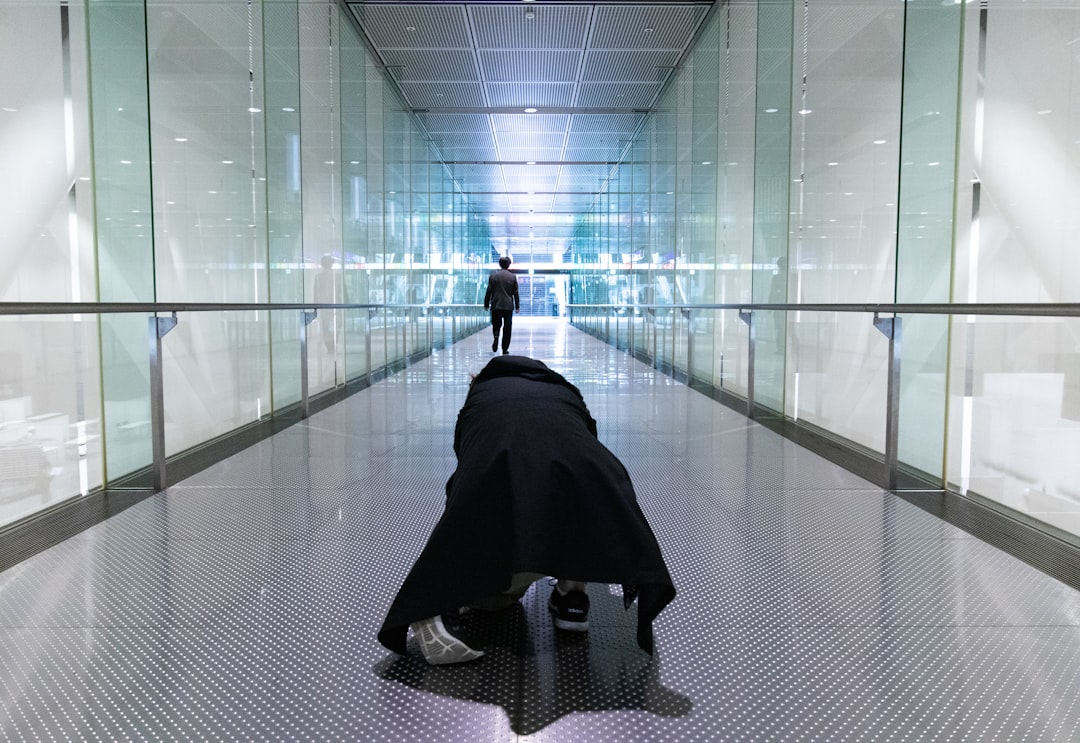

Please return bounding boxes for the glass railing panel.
[688,310,715,384]
[270,309,302,411]
[947,315,1080,536]
[343,307,371,383]
[786,311,888,454]
[711,309,747,398]
[307,303,344,393]
[161,311,271,456]
[0,313,103,525]
[101,313,152,482]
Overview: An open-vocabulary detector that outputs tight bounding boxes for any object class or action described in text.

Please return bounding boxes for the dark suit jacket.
[484,268,519,311]
[377,355,675,655]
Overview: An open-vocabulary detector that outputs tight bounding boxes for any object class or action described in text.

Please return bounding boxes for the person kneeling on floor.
[377,355,676,665]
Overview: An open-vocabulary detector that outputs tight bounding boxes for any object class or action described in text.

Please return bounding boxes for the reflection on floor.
[2,318,1080,741]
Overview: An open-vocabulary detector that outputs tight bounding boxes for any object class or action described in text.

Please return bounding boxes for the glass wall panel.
[339,15,370,382]
[265,0,305,411]
[948,2,1080,534]
[652,102,677,371]
[751,0,793,414]
[784,1,902,448]
[714,1,757,396]
[687,20,718,383]
[146,1,272,453]
[0,1,103,520]
[87,0,156,483]
[894,1,963,478]
[299,2,343,392]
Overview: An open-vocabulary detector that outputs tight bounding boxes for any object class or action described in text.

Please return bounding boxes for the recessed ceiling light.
[406,26,415,31]
[524,108,537,113]
[527,161,536,165]
[873,139,887,144]
[248,107,261,113]
[764,108,779,113]
[644,27,654,33]
[222,160,233,164]
[174,137,187,142]
[282,107,296,112]
[798,108,812,115]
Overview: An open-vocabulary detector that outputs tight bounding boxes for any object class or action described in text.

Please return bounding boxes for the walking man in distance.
[484,255,520,354]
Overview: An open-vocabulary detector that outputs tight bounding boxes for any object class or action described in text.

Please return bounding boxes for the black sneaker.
[548,587,589,632]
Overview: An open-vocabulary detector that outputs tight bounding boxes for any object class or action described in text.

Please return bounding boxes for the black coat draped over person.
[378,355,676,655]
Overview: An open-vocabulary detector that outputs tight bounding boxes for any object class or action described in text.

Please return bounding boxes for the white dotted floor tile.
[3,318,1080,741]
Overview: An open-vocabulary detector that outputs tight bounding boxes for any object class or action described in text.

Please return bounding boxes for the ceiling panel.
[495,132,565,151]
[438,146,500,161]
[344,1,713,228]
[491,114,571,134]
[486,82,575,108]
[582,50,679,82]
[589,5,708,50]
[577,82,661,108]
[500,149,564,164]
[478,50,581,83]
[467,5,592,50]
[416,113,490,133]
[568,112,644,135]
[349,4,471,49]
[381,49,478,82]
[397,81,486,108]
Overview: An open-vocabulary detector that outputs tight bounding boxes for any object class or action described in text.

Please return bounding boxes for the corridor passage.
[2,319,1080,741]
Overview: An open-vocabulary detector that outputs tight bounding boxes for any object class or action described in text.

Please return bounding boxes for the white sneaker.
[410,615,485,665]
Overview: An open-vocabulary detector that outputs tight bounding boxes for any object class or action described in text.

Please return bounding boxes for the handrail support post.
[149,312,178,491]
[739,309,755,417]
[874,313,901,490]
[300,310,317,419]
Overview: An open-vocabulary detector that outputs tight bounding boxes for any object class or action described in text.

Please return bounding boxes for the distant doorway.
[516,273,568,317]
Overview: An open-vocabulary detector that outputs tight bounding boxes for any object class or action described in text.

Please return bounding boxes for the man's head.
[498,256,511,269]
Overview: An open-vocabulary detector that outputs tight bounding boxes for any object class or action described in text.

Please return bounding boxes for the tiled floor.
[3,318,1080,741]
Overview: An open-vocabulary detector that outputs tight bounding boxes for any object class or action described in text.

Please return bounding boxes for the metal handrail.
[0,301,484,315]
[3,300,1078,317]
[567,300,1080,490]
[4,299,1077,492]
[568,302,1080,317]
[2,300,488,491]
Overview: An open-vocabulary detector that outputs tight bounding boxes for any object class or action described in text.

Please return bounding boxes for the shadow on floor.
[374,586,692,735]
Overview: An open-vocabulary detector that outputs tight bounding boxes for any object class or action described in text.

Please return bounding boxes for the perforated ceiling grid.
[344,1,712,222]
[3,318,1080,740]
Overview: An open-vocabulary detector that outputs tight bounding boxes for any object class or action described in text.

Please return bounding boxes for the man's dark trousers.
[491,309,514,352]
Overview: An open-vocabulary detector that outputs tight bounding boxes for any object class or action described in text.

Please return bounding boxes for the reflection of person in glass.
[377,355,676,665]
[313,254,338,353]
[769,256,787,341]
[484,256,519,354]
